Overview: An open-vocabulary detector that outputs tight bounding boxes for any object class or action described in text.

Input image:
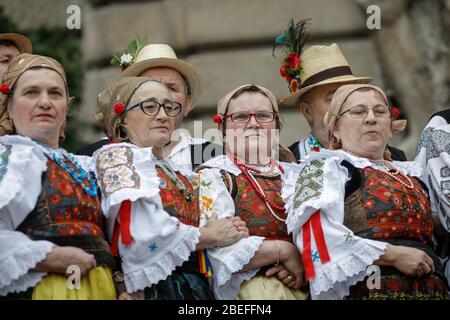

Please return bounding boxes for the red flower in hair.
[285,53,300,69]
[213,114,223,124]
[114,102,125,115]
[390,107,400,119]
[0,83,10,95]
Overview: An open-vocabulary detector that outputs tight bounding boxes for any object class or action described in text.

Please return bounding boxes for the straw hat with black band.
[121,44,202,106]
[279,43,372,108]
[0,33,32,54]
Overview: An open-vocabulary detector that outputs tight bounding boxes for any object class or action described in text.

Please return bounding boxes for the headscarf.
[96,76,159,141]
[216,83,296,163]
[217,83,279,116]
[0,53,72,136]
[324,84,407,159]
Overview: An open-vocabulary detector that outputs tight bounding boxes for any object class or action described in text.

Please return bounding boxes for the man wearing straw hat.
[276,40,407,161]
[80,41,219,171]
[0,33,32,80]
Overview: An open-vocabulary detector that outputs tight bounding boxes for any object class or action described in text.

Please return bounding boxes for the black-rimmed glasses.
[126,99,182,117]
[223,111,277,123]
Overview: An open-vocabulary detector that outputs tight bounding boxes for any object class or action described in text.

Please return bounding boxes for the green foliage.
[0,6,85,152]
[111,34,149,70]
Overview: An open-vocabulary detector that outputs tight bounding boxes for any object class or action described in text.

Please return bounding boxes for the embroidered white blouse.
[198,155,296,300]
[415,117,450,232]
[0,135,92,296]
[283,149,424,300]
[93,142,200,293]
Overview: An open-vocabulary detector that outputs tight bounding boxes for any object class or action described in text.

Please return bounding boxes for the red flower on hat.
[213,114,223,124]
[114,102,125,115]
[390,107,400,119]
[279,65,287,78]
[285,53,300,69]
[0,83,10,95]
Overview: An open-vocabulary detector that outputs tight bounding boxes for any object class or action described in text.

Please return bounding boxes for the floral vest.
[232,173,291,242]
[17,158,114,267]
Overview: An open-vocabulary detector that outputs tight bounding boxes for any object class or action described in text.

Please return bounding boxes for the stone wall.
[0,0,389,152]
[78,0,381,147]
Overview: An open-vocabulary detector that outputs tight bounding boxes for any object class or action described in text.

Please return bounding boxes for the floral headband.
[110,35,149,71]
[272,19,310,94]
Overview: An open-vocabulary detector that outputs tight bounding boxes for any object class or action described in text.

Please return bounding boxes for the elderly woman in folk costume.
[283,84,449,299]
[197,84,306,300]
[0,54,116,299]
[93,76,248,300]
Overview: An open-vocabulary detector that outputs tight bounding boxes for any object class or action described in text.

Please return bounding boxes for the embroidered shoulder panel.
[293,159,324,210]
[96,146,140,197]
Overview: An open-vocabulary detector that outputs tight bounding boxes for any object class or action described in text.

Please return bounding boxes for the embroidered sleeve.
[118,198,200,293]
[93,143,160,220]
[198,167,264,300]
[93,143,200,293]
[422,125,450,231]
[0,227,54,296]
[283,155,387,300]
[283,158,337,234]
[96,145,141,197]
[0,140,47,230]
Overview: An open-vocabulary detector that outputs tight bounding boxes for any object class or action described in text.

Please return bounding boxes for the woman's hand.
[226,216,249,234]
[264,241,305,290]
[33,246,97,277]
[197,214,249,249]
[377,244,435,277]
[117,291,144,300]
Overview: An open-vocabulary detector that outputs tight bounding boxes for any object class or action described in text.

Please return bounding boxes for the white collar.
[202,155,286,176]
[167,130,207,158]
[306,149,422,177]
[0,134,72,159]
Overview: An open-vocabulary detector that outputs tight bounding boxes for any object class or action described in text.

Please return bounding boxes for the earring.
[116,123,129,141]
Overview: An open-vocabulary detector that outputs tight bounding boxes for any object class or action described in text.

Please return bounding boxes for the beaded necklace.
[346,150,415,189]
[228,154,286,221]
[156,159,193,202]
[46,149,98,197]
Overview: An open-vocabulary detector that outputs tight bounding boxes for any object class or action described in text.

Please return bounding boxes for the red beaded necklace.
[228,154,286,215]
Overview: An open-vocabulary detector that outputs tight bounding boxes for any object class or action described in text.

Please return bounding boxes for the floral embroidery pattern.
[19,159,104,238]
[0,144,12,183]
[293,159,324,209]
[96,147,140,197]
[200,195,213,212]
[234,174,290,241]
[360,167,434,245]
[157,168,200,227]
[348,274,448,300]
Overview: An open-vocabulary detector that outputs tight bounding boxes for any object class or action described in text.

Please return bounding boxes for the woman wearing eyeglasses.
[197,84,306,300]
[92,77,249,300]
[284,84,449,299]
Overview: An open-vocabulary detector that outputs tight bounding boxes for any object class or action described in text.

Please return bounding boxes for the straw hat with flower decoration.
[273,19,372,108]
[111,35,202,106]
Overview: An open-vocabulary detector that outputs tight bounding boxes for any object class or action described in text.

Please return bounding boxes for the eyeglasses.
[224,111,277,123]
[126,99,182,117]
[339,105,391,119]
